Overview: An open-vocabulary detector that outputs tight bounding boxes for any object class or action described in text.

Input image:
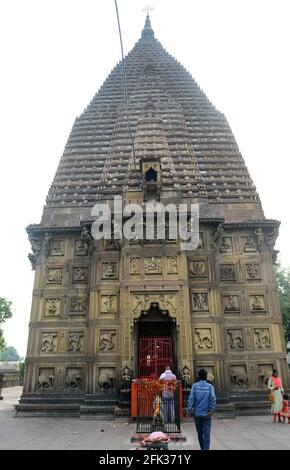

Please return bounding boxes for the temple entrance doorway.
[134,305,177,379]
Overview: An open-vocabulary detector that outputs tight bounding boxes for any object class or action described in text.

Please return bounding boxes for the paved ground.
[1,387,290,450]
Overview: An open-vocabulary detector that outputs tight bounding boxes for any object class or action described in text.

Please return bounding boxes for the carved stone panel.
[254,328,271,349]
[230,365,248,390]
[223,295,240,313]
[167,256,178,274]
[47,268,62,284]
[198,233,204,249]
[65,368,82,389]
[102,262,118,279]
[250,295,266,313]
[246,263,261,281]
[40,332,58,352]
[193,293,209,312]
[197,365,215,383]
[132,294,177,317]
[243,237,257,253]
[227,329,244,350]
[72,267,88,284]
[220,264,236,282]
[50,240,64,256]
[130,257,140,275]
[190,260,207,279]
[98,367,115,390]
[195,328,213,351]
[258,364,273,389]
[99,330,116,352]
[220,237,233,254]
[74,240,88,256]
[44,299,61,317]
[101,295,117,314]
[145,257,162,274]
[68,332,84,352]
[70,297,87,315]
[38,368,55,390]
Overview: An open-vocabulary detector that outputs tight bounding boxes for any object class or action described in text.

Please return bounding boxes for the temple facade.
[18,16,289,415]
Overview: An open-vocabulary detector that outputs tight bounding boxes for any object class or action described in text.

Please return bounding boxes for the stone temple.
[17,16,289,416]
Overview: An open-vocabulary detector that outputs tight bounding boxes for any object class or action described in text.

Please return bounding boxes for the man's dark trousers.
[193,415,212,450]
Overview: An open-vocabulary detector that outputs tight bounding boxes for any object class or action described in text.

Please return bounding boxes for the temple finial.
[141,6,155,39]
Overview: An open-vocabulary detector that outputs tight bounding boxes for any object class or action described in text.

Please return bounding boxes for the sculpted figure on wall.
[145,257,162,274]
[181,365,191,391]
[251,295,265,312]
[71,297,87,313]
[220,237,232,253]
[168,256,178,274]
[102,262,118,279]
[193,293,208,311]
[224,295,239,313]
[254,329,271,349]
[230,367,248,389]
[41,332,57,352]
[50,240,64,256]
[190,261,206,278]
[38,369,55,389]
[68,332,84,352]
[258,366,272,388]
[195,328,212,350]
[72,267,87,284]
[47,269,62,284]
[99,368,115,390]
[65,369,82,389]
[75,240,88,256]
[227,330,244,350]
[254,228,264,250]
[244,237,257,253]
[220,264,236,281]
[45,299,60,317]
[121,366,132,391]
[99,331,116,351]
[212,223,224,246]
[80,226,94,256]
[264,227,279,250]
[246,264,260,280]
[130,257,140,275]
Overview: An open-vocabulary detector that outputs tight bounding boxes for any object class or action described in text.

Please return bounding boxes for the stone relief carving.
[98,368,115,390]
[130,257,140,275]
[254,228,264,251]
[220,237,232,253]
[195,328,213,350]
[42,233,52,257]
[167,256,178,274]
[250,295,265,312]
[193,293,208,311]
[28,232,51,269]
[224,295,240,313]
[230,366,248,389]
[264,227,279,250]
[65,368,82,389]
[38,368,55,389]
[190,261,207,278]
[220,264,236,281]
[198,233,204,249]
[68,332,84,352]
[75,240,88,256]
[50,240,64,256]
[212,223,224,246]
[41,332,58,352]
[181,365,191,391]
[99,330,116,351]
[246,263,261,281]
[227,329,244,350]
[132,294,177,317]
[47,268,62,284]
[254,329,271,349]
[81,225,94,256]
[72,267,88,284]
[258,365,273,388]
[71,297,87,313]
[145,257,162,274]
[121,365,132,391]
[101,295,117,313]
[102,262,118,279]
[197,366,215,383]
[44,299,61,317]
[243,237,257,253]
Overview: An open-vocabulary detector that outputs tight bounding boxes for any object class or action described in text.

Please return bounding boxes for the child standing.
[280,394,290,423]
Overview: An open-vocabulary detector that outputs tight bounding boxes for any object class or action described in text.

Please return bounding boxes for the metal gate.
[138,336,173,379]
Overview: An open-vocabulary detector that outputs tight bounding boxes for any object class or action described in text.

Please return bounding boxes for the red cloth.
[271,375,282,389]
[281,400,290,417]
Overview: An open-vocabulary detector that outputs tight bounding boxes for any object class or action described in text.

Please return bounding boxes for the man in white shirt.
[159,366,177,423]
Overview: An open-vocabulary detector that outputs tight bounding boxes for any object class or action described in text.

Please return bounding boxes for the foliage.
[0,345,21,362]
[274,262,290,343]
[19,362,25,384]
[0,297,13,352]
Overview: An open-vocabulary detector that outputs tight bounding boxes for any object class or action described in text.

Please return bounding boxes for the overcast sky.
[1,0,289,357]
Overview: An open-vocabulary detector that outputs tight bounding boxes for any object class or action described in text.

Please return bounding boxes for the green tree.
[0,297,13,351]
[274,262,290,343]
[0,345,21,362]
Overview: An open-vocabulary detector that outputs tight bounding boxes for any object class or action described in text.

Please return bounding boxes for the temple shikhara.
[17,16,289,416]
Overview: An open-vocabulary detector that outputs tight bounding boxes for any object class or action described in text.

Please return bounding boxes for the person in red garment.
[159,366,177,423]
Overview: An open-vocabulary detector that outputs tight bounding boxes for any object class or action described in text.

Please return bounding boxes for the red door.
[138,336,173,379]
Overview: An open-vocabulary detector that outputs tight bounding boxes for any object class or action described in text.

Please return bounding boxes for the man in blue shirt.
[187,368,216,450]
